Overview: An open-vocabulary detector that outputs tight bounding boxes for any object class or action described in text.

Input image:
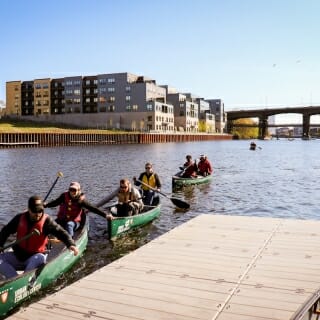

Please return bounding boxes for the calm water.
[1,139,320,310]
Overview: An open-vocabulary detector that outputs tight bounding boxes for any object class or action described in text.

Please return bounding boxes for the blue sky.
[1,0,320,112]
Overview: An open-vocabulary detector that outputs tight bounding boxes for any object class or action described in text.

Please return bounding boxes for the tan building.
[6,81,21,116]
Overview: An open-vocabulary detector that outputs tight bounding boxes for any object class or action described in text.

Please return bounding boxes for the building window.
[108,87,115,93]
[125,95,131,101]
[125,86,131,92]
[108,78,115,83]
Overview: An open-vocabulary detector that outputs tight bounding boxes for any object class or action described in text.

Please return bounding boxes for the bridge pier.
[302,114,310,139]
[226,120,234,135]
[258,116,268,140]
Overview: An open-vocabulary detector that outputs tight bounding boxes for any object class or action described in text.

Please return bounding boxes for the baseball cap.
[69,181,81,192]
[28,195,44,213]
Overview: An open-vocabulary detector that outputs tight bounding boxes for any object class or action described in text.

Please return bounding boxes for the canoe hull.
[172,173,213,189]
[107,205,161,240]
[0,218,89,317]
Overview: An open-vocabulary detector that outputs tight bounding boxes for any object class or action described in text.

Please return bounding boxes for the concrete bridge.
[226,105,320,139]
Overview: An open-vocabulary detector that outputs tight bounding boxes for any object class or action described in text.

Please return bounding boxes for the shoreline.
[0,132,232,148]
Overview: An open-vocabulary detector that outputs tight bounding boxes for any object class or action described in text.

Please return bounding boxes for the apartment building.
[206,99,226,133]
[195,97,215,133]
[165,89,199,133]
[6,72,225,133]
[6,81,21,115]
[6,72,175,132]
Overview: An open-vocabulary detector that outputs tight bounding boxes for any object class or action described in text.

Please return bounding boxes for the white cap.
[69,181,81,191]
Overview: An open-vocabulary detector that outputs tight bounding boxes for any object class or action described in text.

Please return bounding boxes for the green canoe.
[107,205,161,240]
[0,215,89,318]
[172,172,213,189]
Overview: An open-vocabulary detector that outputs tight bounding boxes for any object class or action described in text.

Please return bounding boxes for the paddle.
[44,171,63,202]
[2,229,40,251]
[136,179,190,209]
[103,202,118,210]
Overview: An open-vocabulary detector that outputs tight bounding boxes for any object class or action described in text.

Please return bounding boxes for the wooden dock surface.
[8,214,320,320]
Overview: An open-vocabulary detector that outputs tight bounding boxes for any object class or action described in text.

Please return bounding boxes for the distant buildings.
[6,72,226,133]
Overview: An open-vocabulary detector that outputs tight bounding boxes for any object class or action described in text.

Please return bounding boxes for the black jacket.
[0,212,75,261]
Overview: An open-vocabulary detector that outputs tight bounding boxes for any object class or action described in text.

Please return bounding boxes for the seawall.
[0,132,232,148]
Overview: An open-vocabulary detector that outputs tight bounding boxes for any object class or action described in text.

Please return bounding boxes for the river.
[0,139,319,310]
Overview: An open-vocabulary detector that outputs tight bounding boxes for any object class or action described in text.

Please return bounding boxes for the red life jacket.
[17,212,48,254]
[198,159,213,174]
[182,161,197,177]
[57,192,84,222]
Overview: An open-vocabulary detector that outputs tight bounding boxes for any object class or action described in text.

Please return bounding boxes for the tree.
[232,118,259,139]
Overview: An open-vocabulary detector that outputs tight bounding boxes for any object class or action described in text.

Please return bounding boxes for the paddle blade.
[170,197,190,209]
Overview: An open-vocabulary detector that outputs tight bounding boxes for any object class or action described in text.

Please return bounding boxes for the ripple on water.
[0,140,320,311]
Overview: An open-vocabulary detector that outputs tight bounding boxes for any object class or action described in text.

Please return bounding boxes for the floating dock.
[8,214,320,319]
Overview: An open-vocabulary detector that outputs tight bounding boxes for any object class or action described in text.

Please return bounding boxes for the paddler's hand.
[106,214,114,220]
[69,245,79,256]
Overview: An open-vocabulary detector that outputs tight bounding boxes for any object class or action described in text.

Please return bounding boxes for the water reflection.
[1,139,320,312]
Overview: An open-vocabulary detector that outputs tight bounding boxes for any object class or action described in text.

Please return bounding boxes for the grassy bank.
[0,119,118,134]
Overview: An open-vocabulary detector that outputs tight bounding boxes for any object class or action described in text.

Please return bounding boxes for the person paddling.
[0,195,78,279]
[181,155,198,178]
[96,178,144,217]
[197,154,213,176]
[45,182,112,237]
[133,162,161,206]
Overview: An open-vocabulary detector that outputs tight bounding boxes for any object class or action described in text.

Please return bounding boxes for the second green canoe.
[107,205,161,240]
[172,172,213,189]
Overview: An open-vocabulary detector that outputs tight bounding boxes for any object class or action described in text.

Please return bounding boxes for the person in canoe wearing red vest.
[181,155,198,178]
[197,154,213,176]
[133,162,161,206]
[45,182,112,237]
[0,195,78,279]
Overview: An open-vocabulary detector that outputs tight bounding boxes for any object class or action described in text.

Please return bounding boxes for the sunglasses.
[69,188,77,192]
[30,210,43,214]
[145,167,152,169]
[120,185,128,189]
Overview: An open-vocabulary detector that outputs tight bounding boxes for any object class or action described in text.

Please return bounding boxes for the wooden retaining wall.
[0,133,232,148]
